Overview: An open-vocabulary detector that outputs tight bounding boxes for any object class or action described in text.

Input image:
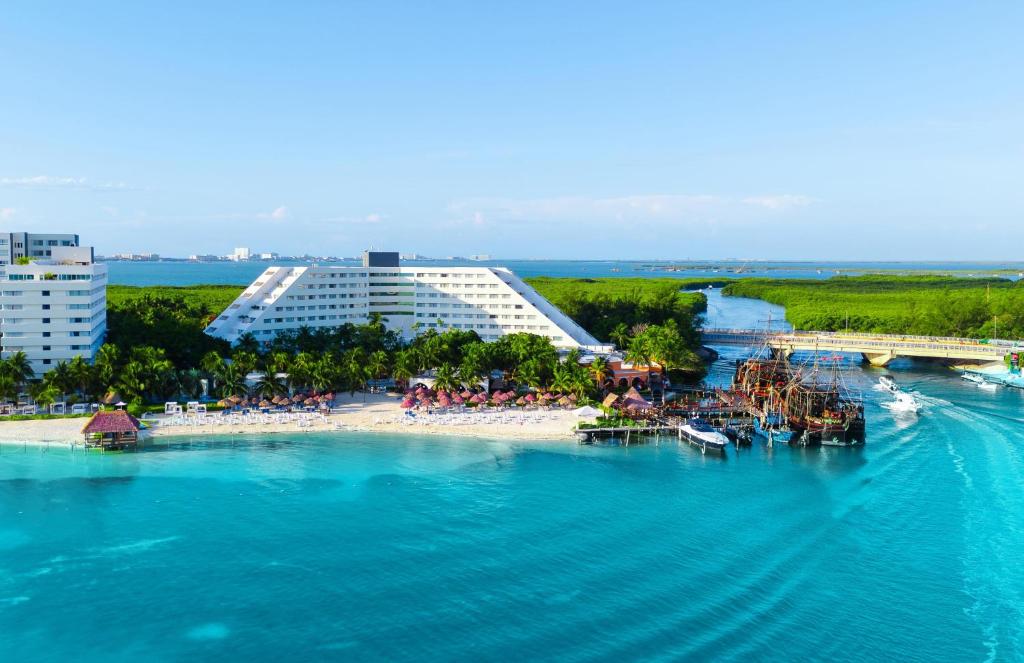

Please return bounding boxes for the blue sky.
[1,1,1021,260]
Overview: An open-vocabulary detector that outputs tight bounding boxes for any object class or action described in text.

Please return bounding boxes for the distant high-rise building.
[0,245,107,376]
[229,247,251,261]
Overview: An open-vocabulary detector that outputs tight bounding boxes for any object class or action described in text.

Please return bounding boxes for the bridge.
[701,328,1024,367]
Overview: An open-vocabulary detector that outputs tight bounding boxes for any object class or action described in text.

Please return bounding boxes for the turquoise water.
[3,277,1023,660]
[3,359,1024,660]
[106,259,1024,287]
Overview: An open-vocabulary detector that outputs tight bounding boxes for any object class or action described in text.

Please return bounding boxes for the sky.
[1,1,1022,260]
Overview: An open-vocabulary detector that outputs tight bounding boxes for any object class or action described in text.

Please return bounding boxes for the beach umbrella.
[102,391,123,405]
[400,399,414,409]
[568,394,578,402]
[460,390,472,399]
[229,395,242,404]
[452,394,464,404]
[516,396,526,406]
[525,393,535,402]
[438,395,452,407]
[292,395,305,403]
[304,397,317,405]
[558,396,570,406]
[259,399,271,408]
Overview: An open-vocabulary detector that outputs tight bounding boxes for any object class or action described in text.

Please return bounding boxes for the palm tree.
[625,336,654,387]
[4,351,34,394]
[392,350,417,386]
[215,363,248,399]
[0,374,17,403]
[67,355,92,398]
[610,323,631,351]
[254,371,286,398]
[367,351,390,381]
[589,355,610,388]
[235,332,261,354]
[433,362,460,392]
[179,368,204,400]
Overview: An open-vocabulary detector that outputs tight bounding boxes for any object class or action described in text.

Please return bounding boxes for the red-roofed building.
[81,410,142,449]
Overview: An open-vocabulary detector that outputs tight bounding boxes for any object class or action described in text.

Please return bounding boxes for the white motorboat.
[881,391,920,414]
[679,419,730,454]
[962,372,985,384]
[978,379,998,391]
[878,375,899,393]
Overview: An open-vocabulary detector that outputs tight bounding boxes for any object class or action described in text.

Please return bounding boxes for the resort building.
[0,246,107,375]
[0,232,79,266]
[206,251,612,351]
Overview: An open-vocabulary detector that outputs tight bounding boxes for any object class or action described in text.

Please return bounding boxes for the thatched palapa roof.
[82,410,142,435]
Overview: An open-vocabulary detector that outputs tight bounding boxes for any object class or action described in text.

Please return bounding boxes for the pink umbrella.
[452,394,464,405]
[525,393,535,402]
[400,399,414,409]
[460,390,472,399]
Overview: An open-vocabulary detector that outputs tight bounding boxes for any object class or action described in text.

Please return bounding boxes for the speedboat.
[679,419,730,454]
[880,391,920,414]
[978,379,998,391]
[878,375,899,393]
[962,372,985,384]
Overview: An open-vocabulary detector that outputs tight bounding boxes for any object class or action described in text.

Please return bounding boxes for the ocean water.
[2,362,1023,661]
[106,259,1024,287]
[3,278,1023,660]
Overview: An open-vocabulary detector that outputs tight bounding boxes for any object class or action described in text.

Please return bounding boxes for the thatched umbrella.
[437,394,452,407]
[558,396,571,407]
[460,390,472,399]
[516,396,526,406]
[568,393,578,402]
[217,398,231,407]
[291,395,305,404]
[400,398,415,408]
[102,391,123,405]
[525,393,536,402]
[229,395,242,404]
[452,394,464,405]
[259,399,271,408]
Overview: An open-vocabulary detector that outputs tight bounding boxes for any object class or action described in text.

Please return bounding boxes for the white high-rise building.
[206,251,610,351]
[0,246,107,375]
[230,247,251,261]
[0,232,79,266]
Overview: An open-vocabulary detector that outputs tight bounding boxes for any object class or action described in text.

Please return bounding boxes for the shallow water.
[2,360,1023,661]
[4,278,1023,660]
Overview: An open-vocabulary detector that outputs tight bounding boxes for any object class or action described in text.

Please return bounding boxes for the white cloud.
[0,175,131,190]
[0,207,15,219]
[321,212,387,224]
[741,194,814,210]
[255,205,289,220]
[446,192,815,229]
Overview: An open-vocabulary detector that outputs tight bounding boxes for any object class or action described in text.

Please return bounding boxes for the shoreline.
[0,393,582,448]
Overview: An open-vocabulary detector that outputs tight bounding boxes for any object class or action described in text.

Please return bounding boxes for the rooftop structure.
[0,232,79,266]
[0,245,107,375]
[206,251,611,351]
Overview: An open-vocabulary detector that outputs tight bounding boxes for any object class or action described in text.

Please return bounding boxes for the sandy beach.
[0,393,582,446]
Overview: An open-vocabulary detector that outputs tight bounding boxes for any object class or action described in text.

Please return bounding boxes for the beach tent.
[572,405,602,418]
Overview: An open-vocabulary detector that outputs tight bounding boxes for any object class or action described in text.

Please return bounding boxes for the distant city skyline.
[2,2,1022,260]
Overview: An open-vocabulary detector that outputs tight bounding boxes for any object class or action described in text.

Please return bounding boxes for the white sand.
[0,393,582,446]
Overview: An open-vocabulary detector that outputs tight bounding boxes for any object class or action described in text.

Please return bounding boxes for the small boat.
[978,379,998,391]
[753,413,796,443]
[878,375,899,393]
[962,372,985,384]
[679,419,730,454]
[881,391,920,414]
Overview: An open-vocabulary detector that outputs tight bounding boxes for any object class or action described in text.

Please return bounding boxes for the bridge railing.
[701,328,1023,354]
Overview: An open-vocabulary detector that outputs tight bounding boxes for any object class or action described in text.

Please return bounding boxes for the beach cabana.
[82,410,142,450]
[621,387,652,412]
